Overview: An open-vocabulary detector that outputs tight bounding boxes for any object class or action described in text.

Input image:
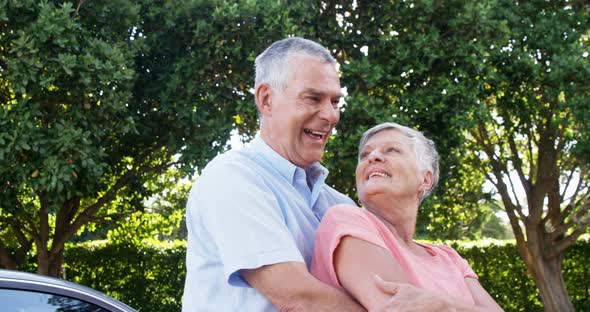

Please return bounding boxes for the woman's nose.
[368,150,383,162]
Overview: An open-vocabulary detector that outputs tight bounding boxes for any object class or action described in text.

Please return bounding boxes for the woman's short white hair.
[358,122,440,200]
[254,37,336,92]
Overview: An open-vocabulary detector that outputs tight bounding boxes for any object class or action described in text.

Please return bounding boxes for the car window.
[0,288,110,312]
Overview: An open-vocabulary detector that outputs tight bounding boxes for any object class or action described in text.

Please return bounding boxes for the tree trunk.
[37,251,49,276]
[0,251,17,270]
[522,243,574,312]
[36,249,65,278]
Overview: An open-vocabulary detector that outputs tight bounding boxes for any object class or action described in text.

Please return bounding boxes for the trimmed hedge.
[65,241,186,312]
[457,242,542,311]
[64,239,590,312]
[454,239,590,311]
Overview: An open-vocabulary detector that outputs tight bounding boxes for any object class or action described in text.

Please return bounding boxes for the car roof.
[0,269,136,312]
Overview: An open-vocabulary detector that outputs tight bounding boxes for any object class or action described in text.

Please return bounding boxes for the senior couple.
[182,37,502,311]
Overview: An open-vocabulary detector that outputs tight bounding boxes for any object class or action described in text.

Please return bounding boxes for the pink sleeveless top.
[311,204,477,304]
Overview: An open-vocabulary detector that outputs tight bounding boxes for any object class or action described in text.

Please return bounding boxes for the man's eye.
[386,147,399,153]
[359,152,368,159]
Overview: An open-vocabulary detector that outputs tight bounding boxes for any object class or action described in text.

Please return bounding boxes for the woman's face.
[356,129,424,205]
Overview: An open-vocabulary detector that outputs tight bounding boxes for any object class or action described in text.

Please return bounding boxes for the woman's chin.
[360,190,390,206]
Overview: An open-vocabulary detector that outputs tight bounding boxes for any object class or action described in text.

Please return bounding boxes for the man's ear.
[255,83,272,116]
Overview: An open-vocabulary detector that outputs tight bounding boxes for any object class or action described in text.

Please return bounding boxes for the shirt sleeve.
[439,245,479,279]
[190,156,304,287]
[311,204,388,287]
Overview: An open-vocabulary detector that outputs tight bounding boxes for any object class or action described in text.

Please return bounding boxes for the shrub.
[65,240,186,312]
[454,238,590,311]
[63,238,590,312]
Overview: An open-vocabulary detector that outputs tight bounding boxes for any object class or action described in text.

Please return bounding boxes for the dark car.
[0,269,137,312]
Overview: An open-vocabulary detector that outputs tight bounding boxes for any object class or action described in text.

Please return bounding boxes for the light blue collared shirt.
[182,136,355,312]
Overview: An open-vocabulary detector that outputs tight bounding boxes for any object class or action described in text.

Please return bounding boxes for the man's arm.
[241,261,365,312]
[374,277,504,312]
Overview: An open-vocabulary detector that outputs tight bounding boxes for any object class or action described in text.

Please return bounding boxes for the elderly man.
[182,37,460,312]
[181,37,365,311]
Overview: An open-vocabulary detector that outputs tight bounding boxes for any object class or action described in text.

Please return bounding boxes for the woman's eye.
[359,152,368,159]
[386,147,399,153]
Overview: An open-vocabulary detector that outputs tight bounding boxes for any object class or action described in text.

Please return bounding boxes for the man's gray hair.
[254,37,336,92]
[358,122,440,200]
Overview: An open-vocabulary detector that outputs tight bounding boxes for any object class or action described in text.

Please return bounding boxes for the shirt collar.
[251,136,329,187]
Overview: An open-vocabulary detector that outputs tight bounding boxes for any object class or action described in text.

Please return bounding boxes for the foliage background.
[61,238,590,312]
[1,0,588,310]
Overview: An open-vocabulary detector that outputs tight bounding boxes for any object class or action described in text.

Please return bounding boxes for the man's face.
[258,54,342,168]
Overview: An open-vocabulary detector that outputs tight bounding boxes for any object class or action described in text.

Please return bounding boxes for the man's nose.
[318,101,340,125]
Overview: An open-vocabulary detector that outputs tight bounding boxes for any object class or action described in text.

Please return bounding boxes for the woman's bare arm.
[334,236,411,310]
[334,236,503,311]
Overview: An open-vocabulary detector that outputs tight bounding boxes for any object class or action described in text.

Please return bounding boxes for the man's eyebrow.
[302,87,344,98]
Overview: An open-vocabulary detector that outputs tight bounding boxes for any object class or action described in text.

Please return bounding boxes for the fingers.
[374,275,399,296]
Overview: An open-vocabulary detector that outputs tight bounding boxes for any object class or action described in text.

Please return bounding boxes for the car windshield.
[0,288,110,312]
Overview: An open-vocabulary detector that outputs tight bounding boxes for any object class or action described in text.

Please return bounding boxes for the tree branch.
[48,158,174,262]
[0,220,34,269]
[551,170,585,230]
[485,167,528,227]
[525,125,535,182]
[506,130,530,198]
[546,211,590,259]
[553,108,569,155]
[54,196,81,248]
[552,193,590,237]
[0,214,32,248]
[566,169,586,209]
[547,202,573,237]
[472,122,510,178]
[560,168,576,200]
[472,118,530,229]
[38,196,50,260]
[506,168,525,215]
[72,0,86,18]
[565,194,590,224]
[505,202,527,248]
[0,241,17,270]
[13,199,39,240]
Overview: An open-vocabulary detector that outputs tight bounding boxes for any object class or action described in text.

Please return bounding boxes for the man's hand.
[371,275,455,312]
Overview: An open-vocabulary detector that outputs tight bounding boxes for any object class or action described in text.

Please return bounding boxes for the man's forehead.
[300,87,344,98]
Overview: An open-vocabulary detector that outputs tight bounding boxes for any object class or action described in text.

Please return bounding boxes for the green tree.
[105,168,191,245]
[0,0,290,277]
[0,0,141,276]
[465,1,590,310]
[306,0,498,240]
[288,0,588,309]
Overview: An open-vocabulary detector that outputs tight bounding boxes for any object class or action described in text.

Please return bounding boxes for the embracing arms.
[242,261,365,311]
[335,236,504,312]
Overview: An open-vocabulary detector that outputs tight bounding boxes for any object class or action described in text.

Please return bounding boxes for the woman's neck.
[365,196,419,245]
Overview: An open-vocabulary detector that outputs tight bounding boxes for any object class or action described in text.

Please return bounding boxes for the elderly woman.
[311,122,503,311]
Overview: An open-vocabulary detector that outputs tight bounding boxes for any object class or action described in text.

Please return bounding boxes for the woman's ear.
[418,170,434,193]
[255,83,272,116]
